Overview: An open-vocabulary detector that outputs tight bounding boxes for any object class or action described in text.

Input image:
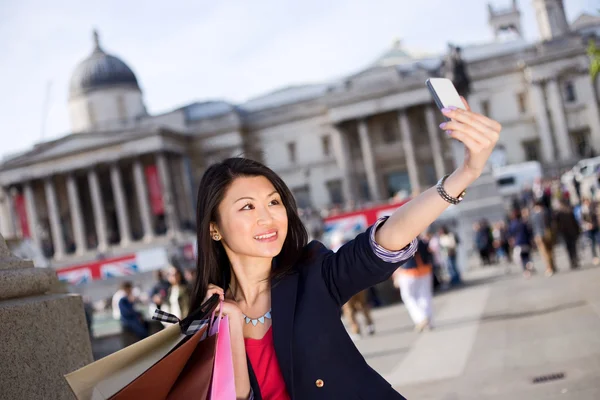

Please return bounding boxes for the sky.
[0,0,596,160]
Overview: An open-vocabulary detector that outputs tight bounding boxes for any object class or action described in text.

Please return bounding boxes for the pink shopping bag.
[209,312,236,399]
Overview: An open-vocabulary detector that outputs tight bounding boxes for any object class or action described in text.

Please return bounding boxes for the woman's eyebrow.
[234,190,278,203]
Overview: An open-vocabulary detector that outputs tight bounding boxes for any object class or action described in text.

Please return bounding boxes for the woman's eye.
[270,199,281,206]
[241,203,254,210]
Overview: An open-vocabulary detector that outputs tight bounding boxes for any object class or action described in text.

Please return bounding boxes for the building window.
[522,139,540,161]
[287,142,296,163]
[517,92,527,113]
[480,100,490,117]
[292,186,311,209]
[117,95,127,121]
[321,135,331,156]
[326,180,344,205]
[564,81,576,103]
[87,101,96,127]
[385,171,411,198]
[571,130,592,158]
[382,121,396,143]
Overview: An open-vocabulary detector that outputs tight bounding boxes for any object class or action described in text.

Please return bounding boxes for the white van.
[493,161,543,199]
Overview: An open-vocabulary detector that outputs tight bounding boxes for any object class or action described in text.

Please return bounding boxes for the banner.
[145,164,164,215]
[56,247,169,286]
[14,194,30,238]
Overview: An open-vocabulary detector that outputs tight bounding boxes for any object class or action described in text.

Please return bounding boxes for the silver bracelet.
[436,175,466,205]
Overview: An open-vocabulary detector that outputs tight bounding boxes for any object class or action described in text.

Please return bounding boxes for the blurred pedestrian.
[118,281,148,341]
[580,198,600,265]
[530,199,556,276]
[439,226,461,285]
[508,210,534,278]
[392,237,434,332]
[342,291,375,340]
[149,269,170,314]
[555,200,581,269]
[164,265,191,320]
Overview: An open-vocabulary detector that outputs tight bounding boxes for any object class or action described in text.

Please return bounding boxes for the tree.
[589,39,600,80]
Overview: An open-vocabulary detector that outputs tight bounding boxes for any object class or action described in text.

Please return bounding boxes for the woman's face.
[213,176,288,261]
[167,267,181,285]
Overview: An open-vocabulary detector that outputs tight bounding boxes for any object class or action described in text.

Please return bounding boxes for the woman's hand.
[440,97,502,179]
[204,284,244,325]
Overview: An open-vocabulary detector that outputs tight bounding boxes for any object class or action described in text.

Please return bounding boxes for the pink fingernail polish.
[446,130,452,135]
[439,122,447,129]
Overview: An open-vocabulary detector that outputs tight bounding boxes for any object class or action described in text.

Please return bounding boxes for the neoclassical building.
[0,0,599,267]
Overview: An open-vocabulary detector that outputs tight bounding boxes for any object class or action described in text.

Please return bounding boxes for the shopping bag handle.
[152,293,220,336]
[208,300,224,336]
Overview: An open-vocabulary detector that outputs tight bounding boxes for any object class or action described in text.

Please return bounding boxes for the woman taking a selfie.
[189,99,501,399]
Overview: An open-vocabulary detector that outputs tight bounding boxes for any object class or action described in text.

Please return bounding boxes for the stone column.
[0,234,93,399]
[133,159,154,242]
[546,78,572,160]
[110,163,132,246]
[66,174,86,255]
[357,119,382,201]
[398,110,421,195]
[0,187,18,238]
[156,153,180,236]
[424,105,446,178]
[576,74,600,152]
[331,127,356,204]
[180,156,196,223]
[23,182,42,251]
[529,82,556,163]
[88,168,108,252]
[44,177,65,259]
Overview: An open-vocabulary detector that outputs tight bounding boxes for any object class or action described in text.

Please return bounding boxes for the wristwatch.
[436,174,466,205]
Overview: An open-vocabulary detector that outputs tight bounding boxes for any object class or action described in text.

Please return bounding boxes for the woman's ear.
[209,222,221,241]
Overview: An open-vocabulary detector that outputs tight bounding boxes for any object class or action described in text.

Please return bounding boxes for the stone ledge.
[0,267,58,301]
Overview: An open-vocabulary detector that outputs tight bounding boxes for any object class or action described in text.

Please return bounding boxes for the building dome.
[69,30,140,98]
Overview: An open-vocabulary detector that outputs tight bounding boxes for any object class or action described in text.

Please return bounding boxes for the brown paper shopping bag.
[65,323,186,400]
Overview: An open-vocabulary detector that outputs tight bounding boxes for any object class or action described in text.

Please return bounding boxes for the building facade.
[0,0,599,266]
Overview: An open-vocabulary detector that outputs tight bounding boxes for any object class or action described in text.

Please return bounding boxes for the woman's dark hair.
[189,157,308,312]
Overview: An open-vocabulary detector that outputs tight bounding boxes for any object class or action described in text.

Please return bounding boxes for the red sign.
[14,194,30,238]
[145,165,164,215]
[323,200,410,232]
[56,254,137,285]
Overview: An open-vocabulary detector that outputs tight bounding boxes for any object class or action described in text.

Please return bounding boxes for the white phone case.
[426,78,466,117]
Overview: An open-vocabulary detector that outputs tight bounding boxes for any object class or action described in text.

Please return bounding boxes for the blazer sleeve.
[321,218,418,307]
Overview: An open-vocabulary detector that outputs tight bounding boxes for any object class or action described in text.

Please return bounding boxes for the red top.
[245,326,291,400]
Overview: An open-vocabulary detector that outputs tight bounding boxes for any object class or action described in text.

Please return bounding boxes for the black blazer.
[248,224,409,400]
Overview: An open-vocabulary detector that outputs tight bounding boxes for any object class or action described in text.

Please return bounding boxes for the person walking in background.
[580,198,600,265]
[439,226,461,285]
[508,210,534,278]
[165,265,191,320]
[118,281,148,341]
[530,199,556,276]
[149,269,170,312]
[475,219,495,265]
[342,291,376,340]
[555,199,581,269]
[392,236,435,332]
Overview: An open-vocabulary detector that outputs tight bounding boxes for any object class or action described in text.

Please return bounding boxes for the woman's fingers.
[204,284,225,302]
[443,107,501,134]
[447,130,485,154]
[460,96,471,112]
[441,120,493,147]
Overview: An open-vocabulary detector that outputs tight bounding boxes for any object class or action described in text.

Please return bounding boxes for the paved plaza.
[354,247,600,400]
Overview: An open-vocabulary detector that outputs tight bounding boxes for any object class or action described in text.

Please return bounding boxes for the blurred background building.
[0,0,598,270]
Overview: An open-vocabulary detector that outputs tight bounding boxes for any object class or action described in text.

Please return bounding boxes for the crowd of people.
[472,177,599,279]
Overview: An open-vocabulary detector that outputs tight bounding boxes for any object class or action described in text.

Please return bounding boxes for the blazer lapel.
[271,271,299,398]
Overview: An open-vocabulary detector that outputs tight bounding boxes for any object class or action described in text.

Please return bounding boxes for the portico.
[0,128,196,262]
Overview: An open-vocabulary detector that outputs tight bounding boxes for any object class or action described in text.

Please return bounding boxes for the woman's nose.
[256,205,274,224]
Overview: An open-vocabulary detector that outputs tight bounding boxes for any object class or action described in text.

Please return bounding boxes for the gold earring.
[213,234,221,241]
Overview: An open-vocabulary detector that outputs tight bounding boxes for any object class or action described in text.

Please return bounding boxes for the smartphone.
[426,78,466,120]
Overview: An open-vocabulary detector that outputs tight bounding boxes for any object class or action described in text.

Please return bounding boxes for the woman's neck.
[228,256,272,307]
